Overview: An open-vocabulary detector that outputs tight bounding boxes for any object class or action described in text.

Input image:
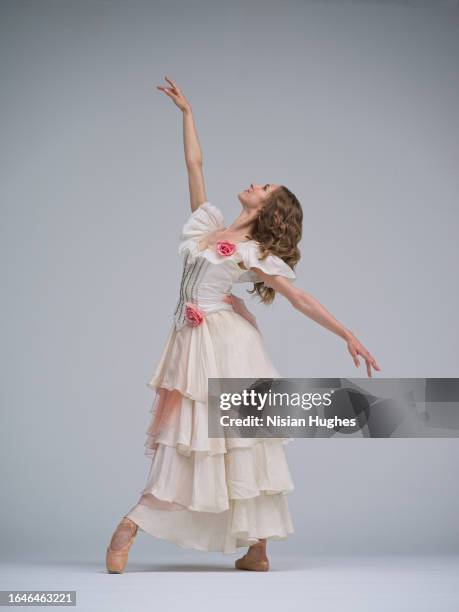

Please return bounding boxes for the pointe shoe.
[106,517,138,574]
[235,553,270,572]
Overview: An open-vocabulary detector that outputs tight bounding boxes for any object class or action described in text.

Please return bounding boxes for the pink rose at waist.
[184,302,204,327]
[216,240,236,257]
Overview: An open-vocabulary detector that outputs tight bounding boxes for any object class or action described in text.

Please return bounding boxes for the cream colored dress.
[126,201,296,554]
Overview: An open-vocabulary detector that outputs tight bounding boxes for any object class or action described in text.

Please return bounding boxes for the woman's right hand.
[156,76,191,113]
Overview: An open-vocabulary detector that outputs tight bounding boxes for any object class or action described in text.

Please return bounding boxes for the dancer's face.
[237,182,280,210]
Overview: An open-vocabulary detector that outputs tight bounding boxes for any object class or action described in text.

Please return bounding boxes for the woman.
[106,76,380,573]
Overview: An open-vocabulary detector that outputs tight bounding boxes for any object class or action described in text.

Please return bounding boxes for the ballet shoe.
[235,553,270,572]
[106,517,138,574]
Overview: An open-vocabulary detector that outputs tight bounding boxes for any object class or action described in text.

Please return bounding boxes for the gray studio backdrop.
[1,0,458,561]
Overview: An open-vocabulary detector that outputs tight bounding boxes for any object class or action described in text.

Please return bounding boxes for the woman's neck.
[225,208,259,240]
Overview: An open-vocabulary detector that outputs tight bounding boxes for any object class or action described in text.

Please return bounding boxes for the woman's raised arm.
[252,269,381,378]
[156,76,207,212]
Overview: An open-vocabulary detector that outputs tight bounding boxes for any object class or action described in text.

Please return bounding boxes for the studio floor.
[1,554,458,612]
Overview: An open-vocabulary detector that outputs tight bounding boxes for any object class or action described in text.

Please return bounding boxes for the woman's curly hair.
[247,185,303,304]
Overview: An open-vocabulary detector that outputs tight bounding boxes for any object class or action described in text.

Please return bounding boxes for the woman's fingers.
[348,337,380,378]
[157,73,179,94]
[363,351,381,378]
[366,358,372,378]
[156,77,190,112]
[157,85,178,100]
[164,76,181,95]
[157,85,173,94]
[359,348,372,378]
[348,345,360,368]
[165,75,179,90]
[364,351,380,375]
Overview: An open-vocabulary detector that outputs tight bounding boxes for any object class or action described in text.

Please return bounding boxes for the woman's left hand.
[345,333,380,378]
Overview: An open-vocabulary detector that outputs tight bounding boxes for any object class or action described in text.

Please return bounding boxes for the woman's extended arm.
[156,76,207,212]
[252,269,380,378]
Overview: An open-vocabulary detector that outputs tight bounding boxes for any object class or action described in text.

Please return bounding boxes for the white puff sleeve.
[178,201,225,260]
[235,241,296,284]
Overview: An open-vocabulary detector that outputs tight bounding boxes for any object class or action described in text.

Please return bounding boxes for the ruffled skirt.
[126,309,294,554]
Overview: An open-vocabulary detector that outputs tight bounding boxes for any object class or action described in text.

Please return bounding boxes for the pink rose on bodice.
[184,302,204,327]
[216,241,236,257]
